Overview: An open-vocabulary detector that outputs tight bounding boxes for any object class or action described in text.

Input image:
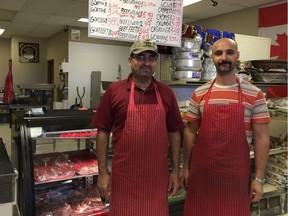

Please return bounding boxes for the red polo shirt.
[91,73,184,145]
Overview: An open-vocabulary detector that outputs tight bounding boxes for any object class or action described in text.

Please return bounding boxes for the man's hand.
[250,180,264,203]
[168,171,180,196]
[97,173,111,200]
[179,168,190,191]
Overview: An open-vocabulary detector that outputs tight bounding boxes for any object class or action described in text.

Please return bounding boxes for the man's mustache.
[218,61,231,66]
[140,66,152,70]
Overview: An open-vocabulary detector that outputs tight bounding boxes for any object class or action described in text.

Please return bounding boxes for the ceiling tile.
[20,0,70,14]
[8,22,38,32]
[27,28,64,38]
[0,0,26,10]
[0,20,11,28]
[27,25,65,38]
[0,9,17,21]
[55,1,88,18]
[31,24,66,32]
[5,28,31,37]
[42,15,79,25]
[11,12,49,24]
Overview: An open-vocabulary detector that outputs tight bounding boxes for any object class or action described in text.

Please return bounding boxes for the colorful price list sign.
[88,0,183,47]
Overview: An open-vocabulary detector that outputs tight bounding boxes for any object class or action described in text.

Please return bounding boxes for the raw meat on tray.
[67,187,104,215]
[36,197,72,216]
[68,150,98,175]
[34,153,74,182]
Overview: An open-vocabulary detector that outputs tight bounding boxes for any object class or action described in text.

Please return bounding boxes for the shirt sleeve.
[165,87,185,132]
[90,87,114,132]
[185,92,201,123]
[251,90,271,124]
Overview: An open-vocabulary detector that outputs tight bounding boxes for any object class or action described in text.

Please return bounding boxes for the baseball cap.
[130,39,158,55]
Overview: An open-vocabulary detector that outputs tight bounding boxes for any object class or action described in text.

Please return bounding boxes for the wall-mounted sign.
[19,42,39,63]
[88,0,183,47]
[71,29,81,41]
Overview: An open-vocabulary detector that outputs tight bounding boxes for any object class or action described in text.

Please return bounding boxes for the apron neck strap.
[205,78,242,105]
[129,80,162,105]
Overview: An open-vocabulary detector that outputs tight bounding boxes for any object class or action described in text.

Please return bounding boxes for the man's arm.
[250,122,270,202]
[180,121,200,190]
[96,130,111,199]
[168,131,182,196]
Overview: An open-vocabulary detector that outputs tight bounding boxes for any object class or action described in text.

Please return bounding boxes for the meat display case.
[11,109,109,216]
[10,109,186,216]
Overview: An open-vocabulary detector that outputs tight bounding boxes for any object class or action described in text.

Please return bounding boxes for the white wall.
[67,41,131,108]
[11,37,47,93]
[0,39,11,88]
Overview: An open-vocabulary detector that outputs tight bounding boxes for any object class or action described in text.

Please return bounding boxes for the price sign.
[88,0,183,47]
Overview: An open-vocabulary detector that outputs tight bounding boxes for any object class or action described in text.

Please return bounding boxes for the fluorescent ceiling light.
[78,18,88,23]
[0,28,5,35]
[183,0,202,7]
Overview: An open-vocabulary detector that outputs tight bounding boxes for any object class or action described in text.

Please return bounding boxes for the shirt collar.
[126,73,156,91]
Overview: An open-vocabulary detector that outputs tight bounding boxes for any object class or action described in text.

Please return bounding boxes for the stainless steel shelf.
[250,147,287,159]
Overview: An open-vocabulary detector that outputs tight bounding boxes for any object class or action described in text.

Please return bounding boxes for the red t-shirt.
[91,74,184,145]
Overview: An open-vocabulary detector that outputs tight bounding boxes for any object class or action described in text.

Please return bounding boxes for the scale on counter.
[25,107,45,116]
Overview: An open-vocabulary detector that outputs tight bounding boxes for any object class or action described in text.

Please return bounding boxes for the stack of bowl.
[200,43,216,81]
[171,34,204,81]
[201,57,217,81]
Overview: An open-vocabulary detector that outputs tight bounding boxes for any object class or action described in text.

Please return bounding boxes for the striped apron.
[109,81,169,216]
[184,78,251,216]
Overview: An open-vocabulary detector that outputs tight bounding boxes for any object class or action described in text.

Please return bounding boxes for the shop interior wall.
[66,41,132,108]
[0,38,11,88]
[11,36,47,94]
[47,30,69,100]
[61,27,162,108]
[189,6,259,36]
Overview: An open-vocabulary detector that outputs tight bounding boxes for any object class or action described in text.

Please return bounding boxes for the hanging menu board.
[88,0,183,47]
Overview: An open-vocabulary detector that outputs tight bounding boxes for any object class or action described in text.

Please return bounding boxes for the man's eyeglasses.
[131,54,158,63]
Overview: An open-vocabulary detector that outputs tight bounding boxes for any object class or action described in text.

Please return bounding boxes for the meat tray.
[66,150,98,176]
[34,153,75,183]
[36,187,105,216]
[67,188,104,215]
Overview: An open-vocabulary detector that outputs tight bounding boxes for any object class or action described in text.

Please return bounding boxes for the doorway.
[47,59,55,101]
[47,59,54,84]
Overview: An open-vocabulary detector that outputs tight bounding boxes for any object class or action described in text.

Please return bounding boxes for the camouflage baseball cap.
[130,39,158,55]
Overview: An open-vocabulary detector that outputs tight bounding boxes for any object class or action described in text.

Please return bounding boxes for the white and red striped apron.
[109,81,169,216]
[184,78,251,216]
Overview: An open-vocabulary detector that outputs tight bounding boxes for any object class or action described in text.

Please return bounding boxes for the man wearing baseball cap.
[91,39,184,216]
[129,38,158,55]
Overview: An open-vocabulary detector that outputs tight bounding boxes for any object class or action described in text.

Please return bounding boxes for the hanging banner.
[258,1,287,59]
[3,60,15,104]
[88,0,183,47]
